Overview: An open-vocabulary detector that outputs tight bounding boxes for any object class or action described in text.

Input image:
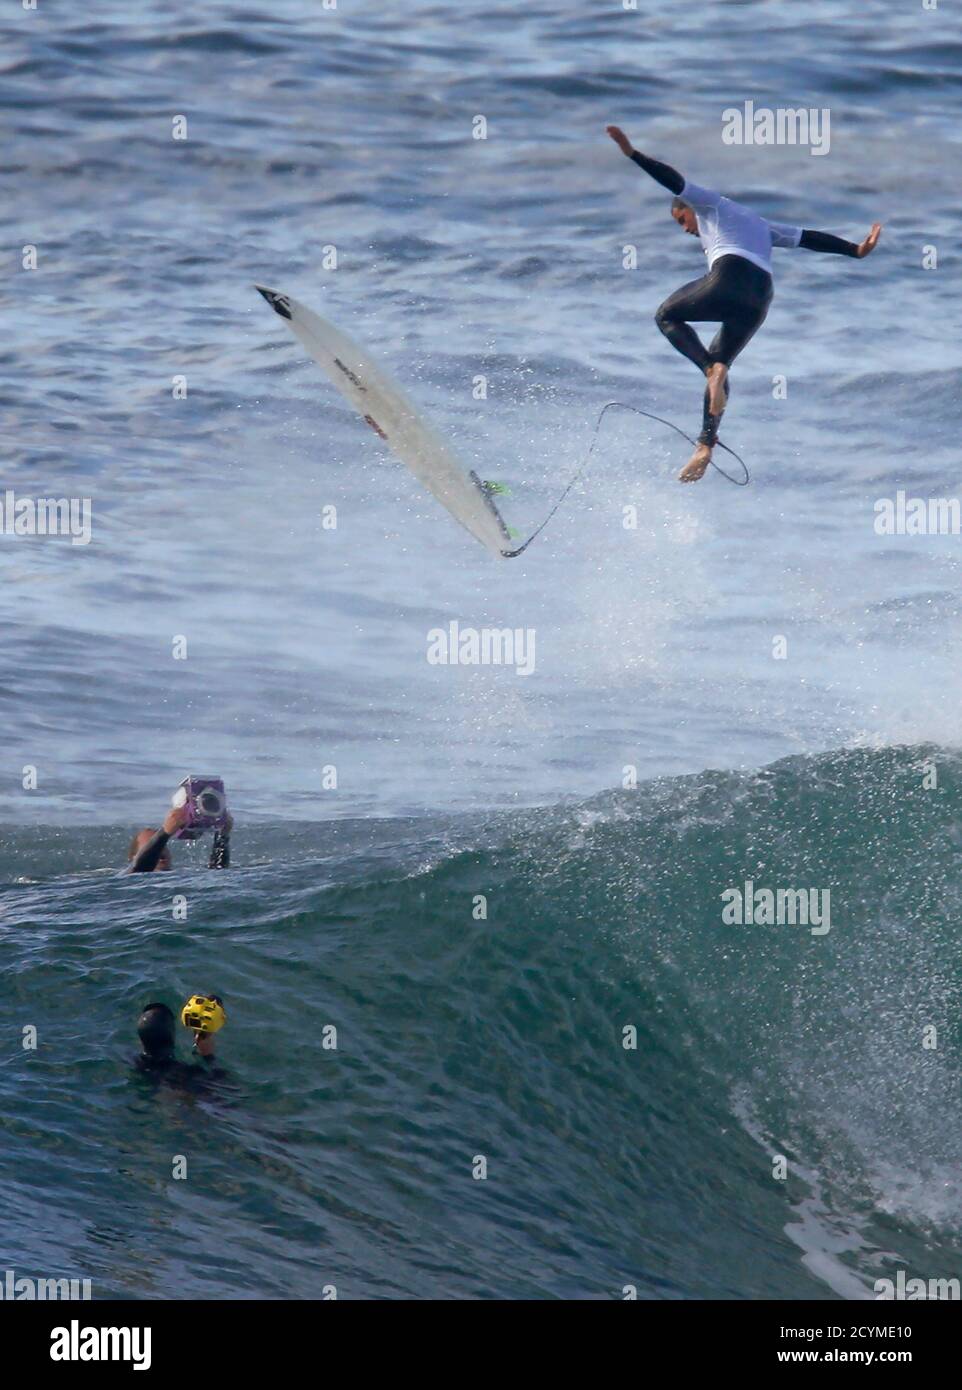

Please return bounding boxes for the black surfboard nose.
[255,285,292,320]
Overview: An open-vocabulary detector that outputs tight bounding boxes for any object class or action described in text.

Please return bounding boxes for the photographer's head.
[128,829,171,870]
[137,1003,176,1059]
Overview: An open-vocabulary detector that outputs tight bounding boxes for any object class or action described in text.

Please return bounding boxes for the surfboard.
[256,287,513,558]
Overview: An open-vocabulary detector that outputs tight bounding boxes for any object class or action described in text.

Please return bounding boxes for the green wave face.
[2,744,961,1298]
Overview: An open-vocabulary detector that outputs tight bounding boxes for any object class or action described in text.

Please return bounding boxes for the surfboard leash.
[501,399,749,558]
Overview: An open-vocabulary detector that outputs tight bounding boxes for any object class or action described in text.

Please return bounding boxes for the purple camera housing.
[171,776,228,841]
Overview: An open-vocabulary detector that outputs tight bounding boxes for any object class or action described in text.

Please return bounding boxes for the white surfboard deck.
[256,286,512,558]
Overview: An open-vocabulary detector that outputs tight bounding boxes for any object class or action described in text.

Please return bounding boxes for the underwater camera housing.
[171,776,228,841]
[181,994,226,1035]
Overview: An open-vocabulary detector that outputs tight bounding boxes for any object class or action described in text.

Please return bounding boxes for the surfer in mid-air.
[606,125,882,482]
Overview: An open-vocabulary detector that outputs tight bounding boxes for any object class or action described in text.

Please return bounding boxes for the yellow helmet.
[180,994,226,1035]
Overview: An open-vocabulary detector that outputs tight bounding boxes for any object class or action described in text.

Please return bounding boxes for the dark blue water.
[2,0,960,1299]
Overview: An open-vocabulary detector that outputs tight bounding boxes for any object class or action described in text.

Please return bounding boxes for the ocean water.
[2,0,961,1299]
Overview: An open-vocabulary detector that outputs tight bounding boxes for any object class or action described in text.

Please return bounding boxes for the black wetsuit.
[135,1052,227,1089]
[129,828,230,873]
[629,151,861,445]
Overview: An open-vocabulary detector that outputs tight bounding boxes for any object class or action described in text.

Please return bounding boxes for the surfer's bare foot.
[680,443,712,482]
[705,362,728,418]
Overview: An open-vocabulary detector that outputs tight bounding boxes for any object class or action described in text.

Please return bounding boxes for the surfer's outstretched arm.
[606,126,685,194]
[129,828,173,874]
[799,230,859,257]
[630,150,685,195]
[799,223,882,258]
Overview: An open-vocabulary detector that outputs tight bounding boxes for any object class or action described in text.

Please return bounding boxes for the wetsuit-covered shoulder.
[134,1054,231,1091]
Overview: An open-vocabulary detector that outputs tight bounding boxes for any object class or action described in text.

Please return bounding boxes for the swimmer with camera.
[127,775,232,873]
[135,995,228,1083]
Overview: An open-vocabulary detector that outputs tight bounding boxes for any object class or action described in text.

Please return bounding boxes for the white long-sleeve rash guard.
[679,179,802,275]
